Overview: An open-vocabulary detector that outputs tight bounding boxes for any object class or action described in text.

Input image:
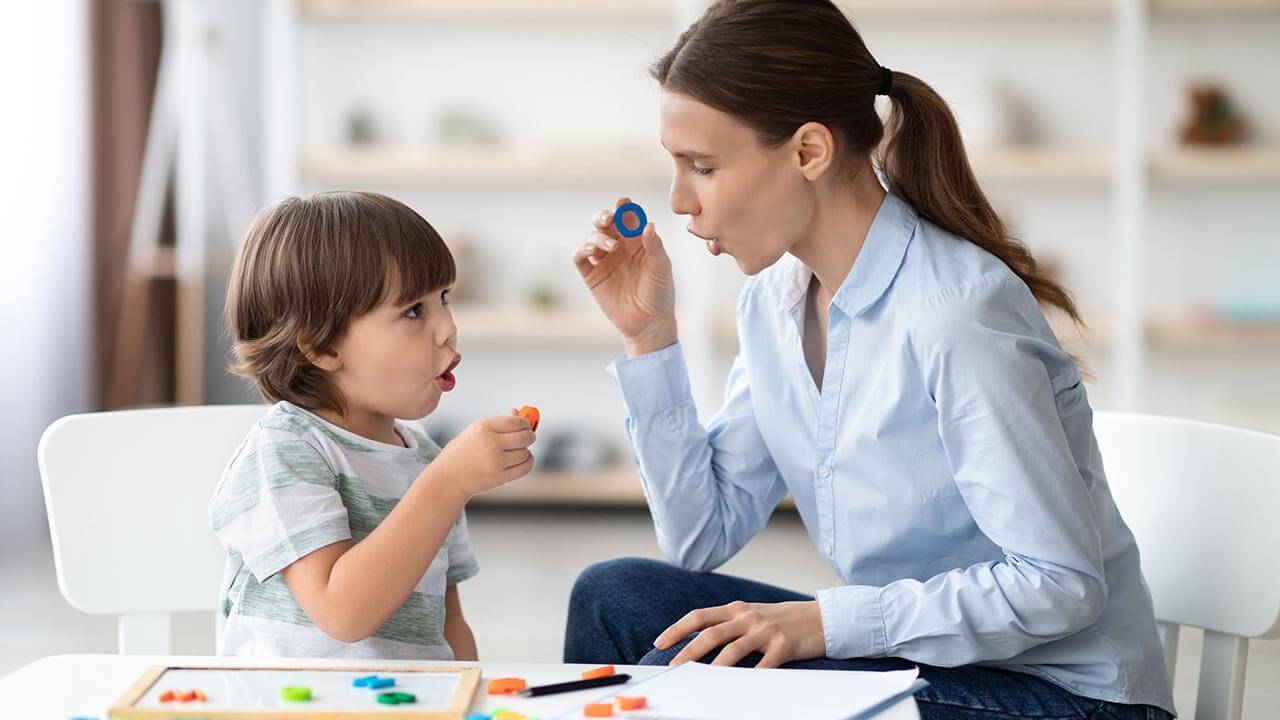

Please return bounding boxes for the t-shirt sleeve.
[445,510,479,585]
[209,428,352,583]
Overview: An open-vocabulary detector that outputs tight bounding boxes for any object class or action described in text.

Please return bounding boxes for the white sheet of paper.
[553,663,921,720]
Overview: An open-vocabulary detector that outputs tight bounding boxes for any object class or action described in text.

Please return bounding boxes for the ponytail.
[878,72,1084,329]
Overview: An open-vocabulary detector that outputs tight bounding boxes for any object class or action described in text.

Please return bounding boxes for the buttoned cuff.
[606,342,694,418]
[816,584,890,659]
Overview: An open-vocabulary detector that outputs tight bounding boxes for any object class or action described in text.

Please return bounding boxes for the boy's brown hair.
[226,191,455,416]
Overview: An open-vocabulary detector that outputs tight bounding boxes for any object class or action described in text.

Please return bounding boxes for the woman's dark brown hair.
[652,0,1083,332]
[226,191,455,416]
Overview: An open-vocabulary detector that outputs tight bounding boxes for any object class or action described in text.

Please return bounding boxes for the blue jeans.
[564,558,1174,720]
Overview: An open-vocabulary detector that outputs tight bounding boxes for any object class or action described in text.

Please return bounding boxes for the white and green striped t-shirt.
[208,401,478,660]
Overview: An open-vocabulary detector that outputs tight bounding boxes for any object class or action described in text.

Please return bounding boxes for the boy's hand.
[434,415,536,497]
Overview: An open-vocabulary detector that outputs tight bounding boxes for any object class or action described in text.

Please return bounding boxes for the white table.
[0,654,920,719]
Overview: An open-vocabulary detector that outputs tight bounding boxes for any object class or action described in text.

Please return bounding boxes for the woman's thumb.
[640,223,667,258]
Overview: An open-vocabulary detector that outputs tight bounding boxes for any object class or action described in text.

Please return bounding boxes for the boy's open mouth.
[436,354,461,392]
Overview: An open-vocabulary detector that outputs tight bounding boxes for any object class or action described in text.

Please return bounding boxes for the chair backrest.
[38,404,267,654]
[1094,411,1280,720]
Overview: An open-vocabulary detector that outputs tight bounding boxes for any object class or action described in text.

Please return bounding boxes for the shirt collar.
[776,191,917,317]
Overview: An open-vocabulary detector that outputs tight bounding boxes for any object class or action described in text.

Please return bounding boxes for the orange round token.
[616,696,647,710]
[580,664,614,680]
[487,677,527,695]
[584,702,614,717]
[516,405,540,432]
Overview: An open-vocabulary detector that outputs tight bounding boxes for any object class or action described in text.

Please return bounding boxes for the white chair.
[38,404,268,654]
[1094,411,1280,720]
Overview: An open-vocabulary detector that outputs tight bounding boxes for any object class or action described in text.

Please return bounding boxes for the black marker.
[515,673,632,698]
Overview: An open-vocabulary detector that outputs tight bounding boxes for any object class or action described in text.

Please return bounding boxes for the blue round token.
[613,202,647,238]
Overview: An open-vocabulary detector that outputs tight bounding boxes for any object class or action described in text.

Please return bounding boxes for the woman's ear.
[298,337,342,372]
[792,121,836,181]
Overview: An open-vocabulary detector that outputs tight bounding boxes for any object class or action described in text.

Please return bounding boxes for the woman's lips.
[687,227,722,256]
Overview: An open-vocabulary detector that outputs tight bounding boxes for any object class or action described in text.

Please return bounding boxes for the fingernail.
[603,238,617,250]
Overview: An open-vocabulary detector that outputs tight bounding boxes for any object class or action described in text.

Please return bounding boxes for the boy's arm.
[281,463,468,643]
[443,584,478,661]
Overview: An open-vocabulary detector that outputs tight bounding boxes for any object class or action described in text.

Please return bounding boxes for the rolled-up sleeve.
[608,342,787,573]
[818,275,1107,664]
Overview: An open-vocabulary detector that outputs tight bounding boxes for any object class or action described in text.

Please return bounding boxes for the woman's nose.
[669,177,699,217]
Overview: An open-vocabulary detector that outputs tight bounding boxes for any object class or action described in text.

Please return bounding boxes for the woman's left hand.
[654,600,827,668]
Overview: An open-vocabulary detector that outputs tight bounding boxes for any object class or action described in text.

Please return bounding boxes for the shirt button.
[817,465,831,478]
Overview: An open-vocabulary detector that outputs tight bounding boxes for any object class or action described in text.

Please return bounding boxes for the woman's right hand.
[573,197,678,357]
[432,415,535,498]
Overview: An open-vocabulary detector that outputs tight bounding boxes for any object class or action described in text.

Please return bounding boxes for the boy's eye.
[404,302,423,319]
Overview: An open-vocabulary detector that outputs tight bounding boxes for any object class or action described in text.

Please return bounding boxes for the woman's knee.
[569,557,679,611]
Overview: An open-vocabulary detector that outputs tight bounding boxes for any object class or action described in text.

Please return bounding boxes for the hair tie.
[876,66,893,96]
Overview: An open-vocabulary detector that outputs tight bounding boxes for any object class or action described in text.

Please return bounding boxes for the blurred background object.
[3,2,1279,716]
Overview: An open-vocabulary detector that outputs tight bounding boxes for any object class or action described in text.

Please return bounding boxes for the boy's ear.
[298,338,342,372]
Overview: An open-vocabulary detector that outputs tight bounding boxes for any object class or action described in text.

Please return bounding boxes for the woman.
[564,2,1175,719]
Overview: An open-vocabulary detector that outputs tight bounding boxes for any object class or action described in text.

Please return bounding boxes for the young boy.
[209,191,536,659]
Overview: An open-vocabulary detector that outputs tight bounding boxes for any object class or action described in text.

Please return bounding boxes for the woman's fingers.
[709,632,767,667]
[655,603,738,650]
[755,642,787,669]
[669,617,747,666]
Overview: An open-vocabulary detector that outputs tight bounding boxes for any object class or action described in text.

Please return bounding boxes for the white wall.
[0,0,92,549]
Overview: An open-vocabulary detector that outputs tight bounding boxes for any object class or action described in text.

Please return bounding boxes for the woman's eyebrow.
[661,141,715,160]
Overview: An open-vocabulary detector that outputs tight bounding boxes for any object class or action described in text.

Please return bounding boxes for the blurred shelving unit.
[263,0,1280,507]
[301,146,671,186]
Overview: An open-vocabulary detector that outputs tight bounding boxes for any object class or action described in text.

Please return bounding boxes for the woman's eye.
[405,302,423,319]
[689,161,714,177]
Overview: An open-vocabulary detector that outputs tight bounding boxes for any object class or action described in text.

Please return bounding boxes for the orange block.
[584,703,614,717]
[580,664,615,681]
[616,696,647,710]
[516,405,540,432]
[158,690,176,703]
[194,689,207,702]
[487,677,528,695]
[176,689,198,702]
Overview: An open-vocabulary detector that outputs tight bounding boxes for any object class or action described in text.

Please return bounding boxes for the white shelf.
[298,0,1280,23]
[302,146,670,186]
[303,145,1280,187]
[451,304,619,347]
[1150,0,1280,16]
[1149,146,1280,183]
[305,145,1117,185]
[1147,320,1280,352]
[297,0,677,23]
[839,0,1112,18]
[1051,316,1280,354]
[468,464,644,507]
[971,147,1112,183]
[468,461,799,509]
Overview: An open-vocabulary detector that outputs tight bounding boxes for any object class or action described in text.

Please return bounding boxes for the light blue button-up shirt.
[607,192,1175,714]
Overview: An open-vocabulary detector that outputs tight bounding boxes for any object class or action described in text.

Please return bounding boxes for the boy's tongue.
[436,369,456,392]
